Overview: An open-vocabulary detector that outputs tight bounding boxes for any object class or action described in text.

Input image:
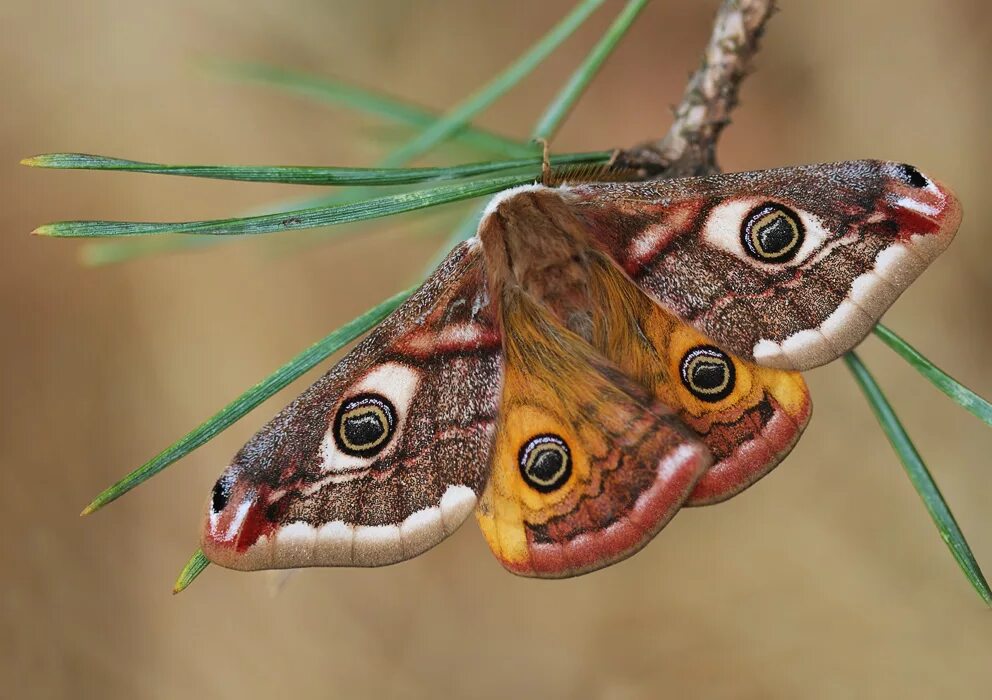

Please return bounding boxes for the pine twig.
[618,0,776,177]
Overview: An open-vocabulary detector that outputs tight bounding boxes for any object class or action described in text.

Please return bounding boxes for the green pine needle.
[34,173,534,238]
[23,151,608,187]
[532,0,651,140]
[81,288,412,515]
[425,0,642,280]
[380,0,606,167]
[262,200,462,261]
[874,323,992,427]
[173,549,210,594]
[56,0,609,260]
[844,352,991,606]
[200,60,535,159]
[79,190,385,265]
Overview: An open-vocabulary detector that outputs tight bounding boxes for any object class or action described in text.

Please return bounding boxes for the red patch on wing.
[575,196,706,279]
[201,481,282,565]
[523,444,707,577]
[884,177,962,243]
[687,392,812,506]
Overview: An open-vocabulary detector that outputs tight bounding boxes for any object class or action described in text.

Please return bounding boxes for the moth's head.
[200,462,280,570]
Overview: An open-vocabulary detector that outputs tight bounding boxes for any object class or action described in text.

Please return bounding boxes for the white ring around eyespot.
[701,197,831,270]
[318,362,420,473]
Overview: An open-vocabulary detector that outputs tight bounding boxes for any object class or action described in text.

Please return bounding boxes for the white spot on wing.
[848,269,900,318]
[874,243,926,289]
[405,322,484,354]
[630,224,668,263]
[272,521,316,568]
[780,329,839,369]
[658,443,704,482]
[439,485,477,535]
[353,525,404,566]
[760,298,875,372]
[315,521,355,565]
[399,507,445,558]
[224,498,252,541]
[352,362,419,415]
[752,339,796,370]
[895,195,941,217]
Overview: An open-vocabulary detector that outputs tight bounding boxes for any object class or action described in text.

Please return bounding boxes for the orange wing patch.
[584,254,812,505]
[475,288,709,578]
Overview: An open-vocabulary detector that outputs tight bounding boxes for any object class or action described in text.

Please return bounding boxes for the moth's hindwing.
[201,240,503,570]
[474,286,711,578]
[567,160,961,370]
[583,254,811,505]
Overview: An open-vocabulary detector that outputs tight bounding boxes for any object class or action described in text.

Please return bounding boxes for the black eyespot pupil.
[741,203,804,263]
[680,346,736,402]
[211,475,232,512]
[519,434,572,493]
[899,163,928,189]
[333,393,396,458]
[529,450,564,482]
[343,413,385,448]
[691,361,727,390]
[755,214,795,255]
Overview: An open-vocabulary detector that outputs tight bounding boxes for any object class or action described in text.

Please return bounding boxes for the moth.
[202,160,960,578]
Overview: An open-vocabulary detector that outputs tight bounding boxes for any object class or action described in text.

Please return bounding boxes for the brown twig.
[617,0,776,178]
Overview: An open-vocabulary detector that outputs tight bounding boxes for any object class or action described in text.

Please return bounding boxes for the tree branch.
[618,0,776,178]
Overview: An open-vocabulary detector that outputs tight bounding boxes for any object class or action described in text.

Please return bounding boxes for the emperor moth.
[202,160,960,578]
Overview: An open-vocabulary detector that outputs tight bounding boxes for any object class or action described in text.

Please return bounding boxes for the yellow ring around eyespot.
[338,405,390,451]
[523,442,570,488]
[750,209,801,259]
[685,354,732,396]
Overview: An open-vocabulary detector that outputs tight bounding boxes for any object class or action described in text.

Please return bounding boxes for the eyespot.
[519,434,572,493]
[680,346,736,402]
[332,393,397,457]
[741,203,805,263]
[897,163,928,189]
[211,473,234,513]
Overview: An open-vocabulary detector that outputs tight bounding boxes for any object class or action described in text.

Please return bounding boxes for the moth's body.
[479,184,599,341]
[201,160,961,577]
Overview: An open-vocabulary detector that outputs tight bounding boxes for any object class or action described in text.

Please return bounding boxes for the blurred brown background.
[3,1,990,697]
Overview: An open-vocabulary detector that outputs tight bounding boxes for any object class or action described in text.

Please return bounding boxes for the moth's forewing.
[569,160,961,370]
[202,241,503,570]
